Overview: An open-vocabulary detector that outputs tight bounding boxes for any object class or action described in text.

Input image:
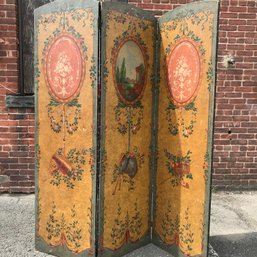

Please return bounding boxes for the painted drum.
[45,34,84,104]
[119,153,138,179]
[167,40,201,107]
[114,39,146,105]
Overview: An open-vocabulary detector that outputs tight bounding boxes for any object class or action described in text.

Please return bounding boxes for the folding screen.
[35,1,218,257]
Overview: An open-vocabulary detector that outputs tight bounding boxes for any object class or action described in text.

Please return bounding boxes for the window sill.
[6,95,34,108]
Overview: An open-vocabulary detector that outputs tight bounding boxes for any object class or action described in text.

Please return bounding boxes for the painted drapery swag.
[35,1,218,257]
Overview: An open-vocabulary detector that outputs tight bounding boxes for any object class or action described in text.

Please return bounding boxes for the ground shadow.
[210,232,257,257]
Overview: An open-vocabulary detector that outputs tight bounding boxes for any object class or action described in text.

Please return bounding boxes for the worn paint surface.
[99,3,156,256]
[153,1,218,257]
[34,1,218,257]
[35,1,98,256]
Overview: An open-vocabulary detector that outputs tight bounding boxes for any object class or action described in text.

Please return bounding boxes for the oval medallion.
[167,40,201,106]
[114,39,146,105]
[45,34,84,103]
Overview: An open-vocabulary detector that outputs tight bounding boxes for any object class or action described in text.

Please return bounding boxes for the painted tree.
[116,66,120,82]
[121,58,126,83]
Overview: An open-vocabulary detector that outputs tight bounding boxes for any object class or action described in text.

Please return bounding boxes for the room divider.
[34,0,219,256]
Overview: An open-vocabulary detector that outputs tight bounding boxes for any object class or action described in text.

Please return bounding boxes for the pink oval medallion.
[45,34,84,103]
[167,40,201,106]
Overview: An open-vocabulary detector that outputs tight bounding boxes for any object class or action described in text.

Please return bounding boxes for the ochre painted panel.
[154,8,216,257]
[100,7,156,254]
[35,7,97,255]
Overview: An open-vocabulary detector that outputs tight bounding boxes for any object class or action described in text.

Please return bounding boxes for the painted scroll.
[35,0,98,256]
[99,3,156,257]
[153,1,218,257]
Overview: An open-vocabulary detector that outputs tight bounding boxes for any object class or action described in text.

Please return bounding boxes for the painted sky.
[116,40,144,80]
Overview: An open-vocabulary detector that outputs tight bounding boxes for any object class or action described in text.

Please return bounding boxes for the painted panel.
[99,3,157,257]
[153,1,218,257]
[34,0,98,256]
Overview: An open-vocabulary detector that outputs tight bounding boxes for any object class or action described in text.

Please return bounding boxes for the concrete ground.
[209,191,257,257]
[0,192,257,257]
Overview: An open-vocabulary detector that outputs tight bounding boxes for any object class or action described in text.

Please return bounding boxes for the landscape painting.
[115,40,146,104]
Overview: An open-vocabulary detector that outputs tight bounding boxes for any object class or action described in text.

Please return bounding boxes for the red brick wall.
[214,0,257,190]
[129,0,195,17]
[0,0,256,192]
[0,0,35,193]
[129,0,257,190]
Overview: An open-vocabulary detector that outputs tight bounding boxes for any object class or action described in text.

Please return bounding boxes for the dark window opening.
[18,0,55,95]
